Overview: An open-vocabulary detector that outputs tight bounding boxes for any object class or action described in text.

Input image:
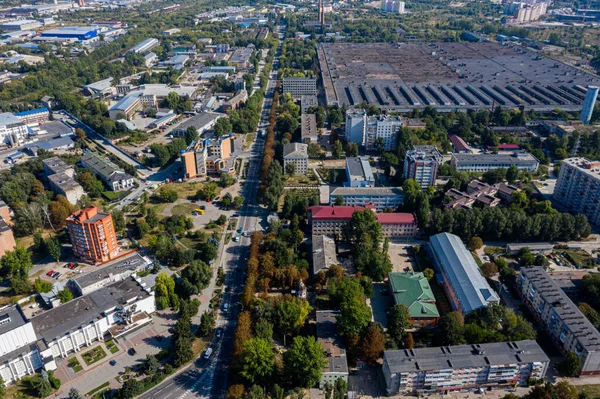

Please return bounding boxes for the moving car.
[203,348,213,359]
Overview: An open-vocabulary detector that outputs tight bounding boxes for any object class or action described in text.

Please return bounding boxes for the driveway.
[370,282,392,328]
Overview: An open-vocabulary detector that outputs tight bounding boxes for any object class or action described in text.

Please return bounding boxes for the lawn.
[67,357,83,373]
[87,382,110,397]
[171,203,198,217]
[242,133,256,150]
[564,249,596,268]
[283,170,319,187]
[577,384,600,398]
[105,340,119,354]
[163,182,201,199]
[81,346,107,366]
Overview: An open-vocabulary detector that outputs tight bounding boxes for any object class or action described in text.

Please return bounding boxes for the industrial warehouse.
[318,41,600,112]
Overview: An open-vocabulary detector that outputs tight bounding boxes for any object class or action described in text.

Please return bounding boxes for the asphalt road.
[137,27,284,399]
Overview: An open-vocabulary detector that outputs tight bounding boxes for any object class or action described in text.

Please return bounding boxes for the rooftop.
[452,152,539,164]
[38,121,72,136]
[84,77,114,92]
[42,157,72,175]
[316,311,348,376]
[0,305,28,337]
[31,277,151,343]
[309,205,365,221]
[376,213,416,225]
[301,114,317,140]
[312,235,339,275]
[26,136,73,153]
[81,152,122,181]
[72,253,148,290]
[429,233,499,313]
[388,272,439,318]
[449,135,471,152]
[48,173,81,192]
[283,142,308,158]
[329,186,403,196]
[346,157,374,182]
[384,340,548,374]
[14,107,49,117]
[174,112,222,132]
[560,157,600,180]
[406,145,442,162]
[520,267,600,351]
[0,113,24,128]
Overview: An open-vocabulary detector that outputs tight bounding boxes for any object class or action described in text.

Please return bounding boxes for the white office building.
[345,109,367,147]
[282,77,317,97]
[0,113,28,146]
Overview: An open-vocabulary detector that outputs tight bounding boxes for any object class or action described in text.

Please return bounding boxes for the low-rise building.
[31,277,156,364]
[506,243,553,256]
[229,46,254,68]
[316,311,348,389]
[221,90,248,112]
[450,152,539,173]
[108,96,142,120]
[26,137,75,156]
[283,143,309,175]
[428,233,499,315]
[382,340,549,395]
[14,107,49,125]
[388,272,439,327]
[308,206,418,239]
[445,180,500,209]
[70,252,152,296]
[172,112,223,137]
[329,187,404,210]
[144,52,157,67]
[42,157,84,205]
[129,38,159,54]
[312,235,339,276]
[0,20,41,31]
[81,152,134,192]
[345,157,374,187]
[448,134,472,153]
[0,113,28,146]
[518,267,600,375]
[301,94,318,113]
[181,135,235,178]
[496,183,520,203]
[83,78,114,97]
[282,77,317,97]
[301,113,318,143]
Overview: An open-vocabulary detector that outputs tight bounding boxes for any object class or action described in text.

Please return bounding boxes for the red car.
[46,270,54,276]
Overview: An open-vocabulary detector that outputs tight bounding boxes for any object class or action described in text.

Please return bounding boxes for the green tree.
[506,164,519,184]
[283,336,327,388]
[33,277,53,294]
[468,236,483,251]
[198,311,215,337]
[46,237,61,262]
[136,219,150,239]
[146,206,159,229]
[334,195,344,206]
[560,352,582,377]
[255,320,273,341]
[240,338,275,385]
[112,209,126,231]
[402,179,421,212]
[481,262,498,279]
[338,296,372,336]
[247,385,264,399]
[158,188,178,203]
[144,355,160,375]
[33,377,52,398]
[579,303,600,328]
[275,297,311,340]
[221,193,233,209]
[437,312,465,346]
[68,388,83,399]
[180,260,212,297]
[345,142,359,157]
[387,304,411,345]
[119,379,144,399]
[333,378,347,399]
[332,140,343,159]
[57,288,73,303]
[360,324,386,363]
[184,126,198,145]
[423,268,434,280]
[1,246,33,292]
[285,162,296,175]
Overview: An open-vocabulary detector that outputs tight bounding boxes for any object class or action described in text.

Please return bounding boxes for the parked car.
[46,270,54,277]
[128,348,137,356]
[110,360,117,366]
[216,329,222,338]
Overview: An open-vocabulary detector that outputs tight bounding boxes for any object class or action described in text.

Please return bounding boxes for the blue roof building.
[40,26,98,41]
[428,232,499,314]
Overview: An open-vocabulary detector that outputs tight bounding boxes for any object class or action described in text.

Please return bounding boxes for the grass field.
[171,203,198,217]
[577,384,600,398]
[565,249,595,268]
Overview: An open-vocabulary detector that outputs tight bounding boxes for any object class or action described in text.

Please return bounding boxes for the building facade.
[181,135,235,178]
[554,158,600,225]
[316,311,348,388]
[580,86,599,125]
[518,267,600,375]
[0,113,28,146]
[81,152,134,191]
[404,145,442,188]
[383,341,548,395]
[329,187,404,210]
[345,109,367,147]
[66,206,119,264]
[450,152,539,173]
[301,114,318,143]
[43,157,84,205]
[366,115,402,151]
[283,143,309,175]
[428,233,499,314]
[345,157,375,187]
[282,77,317,97]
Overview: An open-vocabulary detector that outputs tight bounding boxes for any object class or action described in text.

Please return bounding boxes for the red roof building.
[308,206,418,239]
[488,143,520,151]
[449,135,471,153]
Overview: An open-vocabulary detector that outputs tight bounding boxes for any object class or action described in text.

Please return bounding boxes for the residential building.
[388,272,439,327]
[181,135,235,178]
[445,180,500,209]
[221,90,248,112]
[66,206,119,264]
[554,158,600,225]
[308,206,418,239]
[345,109,367,147]
[282,77,317,97]
[316,311,348,389]
[382,0,405,13]
[450,152,539,173]
[496,183,520,203]
[382,340,549,395]
[329,187,404,210]
[312,235,339,275]
[31,277,155,364]
[229,46,254,68]
[48,173,84,205]
[283,143,309,175]
[70,252,152,296]
[449,135,472,153]
[365,114,402,151]
[172,112,223,137]
[81,152,134,191]
[83,78,114,97]
[404,145,442,188]
[345,157,374,187]
[301,114,318,143]
[0,305,43,385]
[301,95,318,113]
[14,108,49,124]
[580,86,599,125]
[129,38,159,54]
[518,267,600,375]
[428,233,499,314]
[0,113,28,146]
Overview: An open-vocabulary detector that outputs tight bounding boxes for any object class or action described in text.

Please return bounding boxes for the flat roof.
[174,112,222,132]
[384,340,548,374]
[451,152,539,165]
[520,267,600,352]
[31,277,151,342]
[0,305,28,336]
[301,114,317,140]
[429,233,499,313]
[346,157,374,181]
[73,253,148,289]
[330,186,403,196]
[507,243,554,251]
[0,112,24,128]
[316,311,348,375]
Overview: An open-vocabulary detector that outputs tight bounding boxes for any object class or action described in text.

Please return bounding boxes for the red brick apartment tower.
[66,205,119,264]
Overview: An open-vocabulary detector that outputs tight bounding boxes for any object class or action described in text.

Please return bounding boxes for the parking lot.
[388,242,416,273]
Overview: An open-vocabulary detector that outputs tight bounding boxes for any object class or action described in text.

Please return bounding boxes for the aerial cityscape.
[1,0,600,398]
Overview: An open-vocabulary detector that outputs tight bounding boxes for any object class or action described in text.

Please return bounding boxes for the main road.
[137,26,284,399]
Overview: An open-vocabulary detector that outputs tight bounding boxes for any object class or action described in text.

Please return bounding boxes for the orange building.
[66,206,119,264]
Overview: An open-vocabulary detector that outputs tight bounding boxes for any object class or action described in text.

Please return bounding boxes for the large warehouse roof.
[429,232,499,313]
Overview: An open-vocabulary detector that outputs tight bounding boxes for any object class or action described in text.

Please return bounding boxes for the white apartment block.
[383,341,548,395]
[554,158,600,225]
[283,143,309,175]
[404,145,443,188]
[366,115,402,151]
[329,187,404,210]
[345,109,367,146]
[282,77,317,97]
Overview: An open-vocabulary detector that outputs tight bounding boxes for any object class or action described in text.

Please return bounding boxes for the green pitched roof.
[388,272,440,318]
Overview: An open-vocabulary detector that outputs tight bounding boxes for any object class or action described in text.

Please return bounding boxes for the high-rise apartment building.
[580,86,599,125]
[345,109,367,146]
[344,110,402,151]
[66,206,119,264]
[403,145,443,188]
[554,157,600,225]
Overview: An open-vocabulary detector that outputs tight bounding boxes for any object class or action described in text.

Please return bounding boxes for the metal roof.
[388,272,439,318]
[429,233,499,313]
